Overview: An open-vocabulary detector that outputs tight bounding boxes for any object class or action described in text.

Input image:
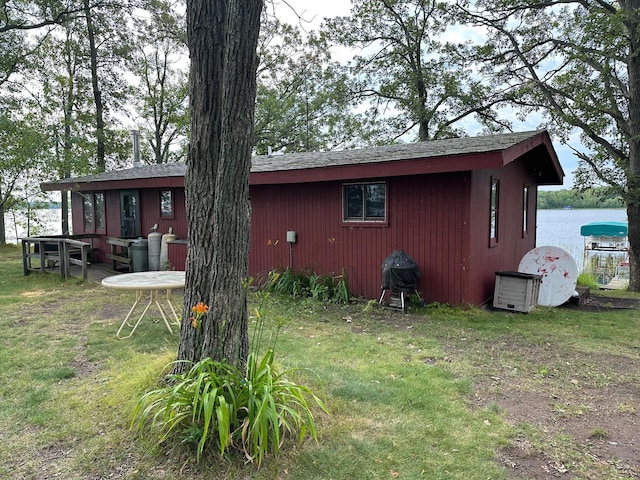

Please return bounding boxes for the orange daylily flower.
[192,302,209,315]
[189,302,209,328]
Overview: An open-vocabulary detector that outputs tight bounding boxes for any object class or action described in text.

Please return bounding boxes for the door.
[120,190,140,237]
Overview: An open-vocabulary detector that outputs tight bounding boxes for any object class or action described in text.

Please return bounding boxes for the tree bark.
[174,0,263,372]
[0,193,5,244]
[83,0,105,172]
[624,0,640,291]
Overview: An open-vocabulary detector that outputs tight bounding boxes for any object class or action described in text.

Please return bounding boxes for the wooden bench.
[106,236,136,272]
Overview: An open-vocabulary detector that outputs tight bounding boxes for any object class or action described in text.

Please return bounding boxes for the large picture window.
[343,182,386,222]
[489,178,499,246]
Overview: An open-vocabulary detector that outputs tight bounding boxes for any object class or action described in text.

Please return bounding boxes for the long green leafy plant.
[132,295,328,464]
[265,268,350,304]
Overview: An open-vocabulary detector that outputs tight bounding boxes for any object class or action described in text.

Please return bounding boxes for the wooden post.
[61,240,69,279]
[38,240,46,273]
[21,239,29,276]
[81,243,88,280]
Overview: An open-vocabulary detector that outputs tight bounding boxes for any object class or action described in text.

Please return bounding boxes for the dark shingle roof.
[42,130,558,189]
[251,130,544,172]
[53,162,187,185]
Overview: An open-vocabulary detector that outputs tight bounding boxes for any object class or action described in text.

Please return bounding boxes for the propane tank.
[160,227,177,270]
[148,230,162,271]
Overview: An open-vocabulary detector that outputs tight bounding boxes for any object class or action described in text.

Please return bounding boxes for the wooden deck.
[30,261,119,283]
[601,276,629,290]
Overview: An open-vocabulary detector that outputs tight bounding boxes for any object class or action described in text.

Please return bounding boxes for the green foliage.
[255,18,376,154]
[131,0,189,164]
[537,188,624,209]
[263,268,350,304]
[577,273,600,290]
[3,244,640,478]
[326,0,508,142]
[0,107,54,241]
[133,305,327,464]
[466,1,637,259]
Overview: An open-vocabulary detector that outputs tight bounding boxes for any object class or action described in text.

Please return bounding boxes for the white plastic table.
[102,271,185,339]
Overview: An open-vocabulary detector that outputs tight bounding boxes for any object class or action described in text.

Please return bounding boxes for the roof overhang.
[501,130,564,185]
[40,130,564,192]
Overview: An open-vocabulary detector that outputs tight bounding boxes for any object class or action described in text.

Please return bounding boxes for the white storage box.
[493,271,542,313]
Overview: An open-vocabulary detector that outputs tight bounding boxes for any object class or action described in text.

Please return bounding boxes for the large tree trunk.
[174,0,263,372]
[625,0,640,292]
[0,198,5,244]
[83,0,105,172]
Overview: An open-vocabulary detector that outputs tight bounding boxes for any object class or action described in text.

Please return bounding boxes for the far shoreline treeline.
[538,188,624,209]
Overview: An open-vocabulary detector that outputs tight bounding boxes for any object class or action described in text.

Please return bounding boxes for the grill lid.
[381,250,420,291]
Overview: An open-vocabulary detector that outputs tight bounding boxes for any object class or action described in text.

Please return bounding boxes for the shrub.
[577,273,599,290]
[264,268,350,304]
[132,303,327,464]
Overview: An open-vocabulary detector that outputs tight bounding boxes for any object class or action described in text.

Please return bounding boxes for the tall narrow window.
[83,192,106,233]
[522,185,529,237]
[160,189,174,218]
[83,194,94,231]
[489,178,499,246]
[95,192,106,231]
[343,182,386,222]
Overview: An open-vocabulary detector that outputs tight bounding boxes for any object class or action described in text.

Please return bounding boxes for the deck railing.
[21,236,93,280]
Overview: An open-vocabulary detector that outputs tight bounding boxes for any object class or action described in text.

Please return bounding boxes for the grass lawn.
[1,244,638,479]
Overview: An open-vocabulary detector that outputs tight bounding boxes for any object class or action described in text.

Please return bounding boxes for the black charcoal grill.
[378,250,422,312]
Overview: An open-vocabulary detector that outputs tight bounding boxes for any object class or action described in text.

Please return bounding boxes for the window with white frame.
[160,189,174,218]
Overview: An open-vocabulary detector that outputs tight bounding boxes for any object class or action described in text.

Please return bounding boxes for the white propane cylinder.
[148,231,162,271]
[160,230,177,270]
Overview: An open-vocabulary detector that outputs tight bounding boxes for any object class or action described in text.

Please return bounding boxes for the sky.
[273,0,580,191]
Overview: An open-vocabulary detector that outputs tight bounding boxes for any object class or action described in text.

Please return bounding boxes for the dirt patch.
[441,294,640,480]
[570,293,640,311]
[20,290,50,298]
[486,381,640,479]
[358,293,640,479]
[68,334,102,378]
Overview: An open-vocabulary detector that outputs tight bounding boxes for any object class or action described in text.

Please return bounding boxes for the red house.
[41,130,563,306]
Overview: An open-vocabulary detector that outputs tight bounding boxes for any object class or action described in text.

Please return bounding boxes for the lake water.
[4,209,62,243]
[4,207,628,272]
[536,208,627,270]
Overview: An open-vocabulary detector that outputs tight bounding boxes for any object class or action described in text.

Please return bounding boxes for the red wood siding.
[249,172,472,304]
[467,162,538,305]
[69,153,542,306]
[138,188,187,238]
[72,188,188,264]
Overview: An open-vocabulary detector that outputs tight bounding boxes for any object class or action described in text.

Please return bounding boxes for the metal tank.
[160,227,177,270]
[148,231,162,271]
